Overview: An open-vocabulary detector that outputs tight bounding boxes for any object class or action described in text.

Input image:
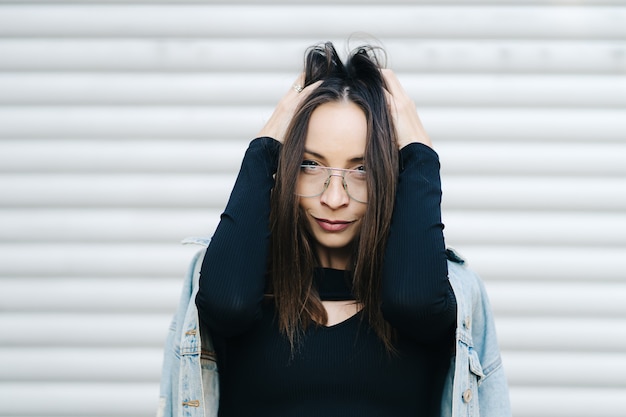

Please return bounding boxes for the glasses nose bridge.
[326,167,348,178]
[322,168,349,193]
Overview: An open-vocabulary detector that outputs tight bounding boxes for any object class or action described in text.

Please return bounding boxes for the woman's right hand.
[258,74,320,143]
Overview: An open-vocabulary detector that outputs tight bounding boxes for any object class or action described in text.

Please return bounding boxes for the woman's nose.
[320,174,350,208]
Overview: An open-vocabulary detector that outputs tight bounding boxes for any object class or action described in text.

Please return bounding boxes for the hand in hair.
[382,69,432,150]
[258,73,320,143]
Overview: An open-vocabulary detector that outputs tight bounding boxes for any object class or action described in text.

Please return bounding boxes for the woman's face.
[297,100,368,269]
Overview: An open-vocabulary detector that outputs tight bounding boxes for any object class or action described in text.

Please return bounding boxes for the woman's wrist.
[398,141,440,173]
[398,137,432,150]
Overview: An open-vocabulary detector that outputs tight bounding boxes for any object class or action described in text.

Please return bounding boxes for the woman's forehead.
[304,101,367,163]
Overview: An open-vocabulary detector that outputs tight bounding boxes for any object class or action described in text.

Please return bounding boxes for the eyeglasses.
[296,164,367,203]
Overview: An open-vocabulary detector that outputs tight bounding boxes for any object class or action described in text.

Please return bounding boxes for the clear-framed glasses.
[296,164,368,203]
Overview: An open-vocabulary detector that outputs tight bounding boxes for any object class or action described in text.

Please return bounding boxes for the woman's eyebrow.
[348,156,365,163]
[303,149,325,159]
[303,149,364,163]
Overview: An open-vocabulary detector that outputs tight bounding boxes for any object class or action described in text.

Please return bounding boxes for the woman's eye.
[351,165,367,179]
[300,160,321,174]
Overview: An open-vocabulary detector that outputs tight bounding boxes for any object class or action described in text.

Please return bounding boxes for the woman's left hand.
[382,69,432,149]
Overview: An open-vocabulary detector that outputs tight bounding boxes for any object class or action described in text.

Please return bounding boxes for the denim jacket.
[157,237,511,417]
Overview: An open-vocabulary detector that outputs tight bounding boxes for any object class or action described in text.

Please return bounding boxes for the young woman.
[195,42,462,416]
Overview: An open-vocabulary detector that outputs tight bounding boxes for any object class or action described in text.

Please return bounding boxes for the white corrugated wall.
[0,1,625,416]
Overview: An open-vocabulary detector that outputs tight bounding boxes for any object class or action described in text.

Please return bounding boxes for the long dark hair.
[269,42,399,352]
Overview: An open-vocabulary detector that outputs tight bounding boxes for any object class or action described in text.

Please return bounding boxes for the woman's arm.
[195,137,280,337]
[380,70,456,343]
[381,143,456,343]
[195,75,318,337]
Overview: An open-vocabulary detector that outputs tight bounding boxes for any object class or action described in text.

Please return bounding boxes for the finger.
[382,72,406,128]
[382,88,398,117]
[257,78,320,142]
[289,73,306,95]
[300,79,322,96]
[381,69,400,93]
[289,79,322,110]
[381,69,409,101]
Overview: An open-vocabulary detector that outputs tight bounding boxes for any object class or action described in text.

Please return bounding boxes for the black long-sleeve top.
[196,137,457,417]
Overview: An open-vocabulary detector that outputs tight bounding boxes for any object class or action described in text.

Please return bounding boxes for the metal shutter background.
[0,1,625,416]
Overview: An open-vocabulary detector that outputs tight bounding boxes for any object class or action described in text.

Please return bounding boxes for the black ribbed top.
[196,137,456,417]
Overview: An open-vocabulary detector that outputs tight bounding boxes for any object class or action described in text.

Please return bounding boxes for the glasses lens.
[344,169,367,202]
[296,165,367,203]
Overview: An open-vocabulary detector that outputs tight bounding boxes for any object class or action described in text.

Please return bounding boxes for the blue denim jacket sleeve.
[441,253,512,417]
[158,242,510,417]
[157,238,219,417]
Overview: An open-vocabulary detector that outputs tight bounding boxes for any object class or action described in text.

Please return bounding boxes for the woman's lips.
[314,218,353,232]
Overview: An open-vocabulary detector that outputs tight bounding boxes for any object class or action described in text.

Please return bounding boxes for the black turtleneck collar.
[313,268,355,301]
